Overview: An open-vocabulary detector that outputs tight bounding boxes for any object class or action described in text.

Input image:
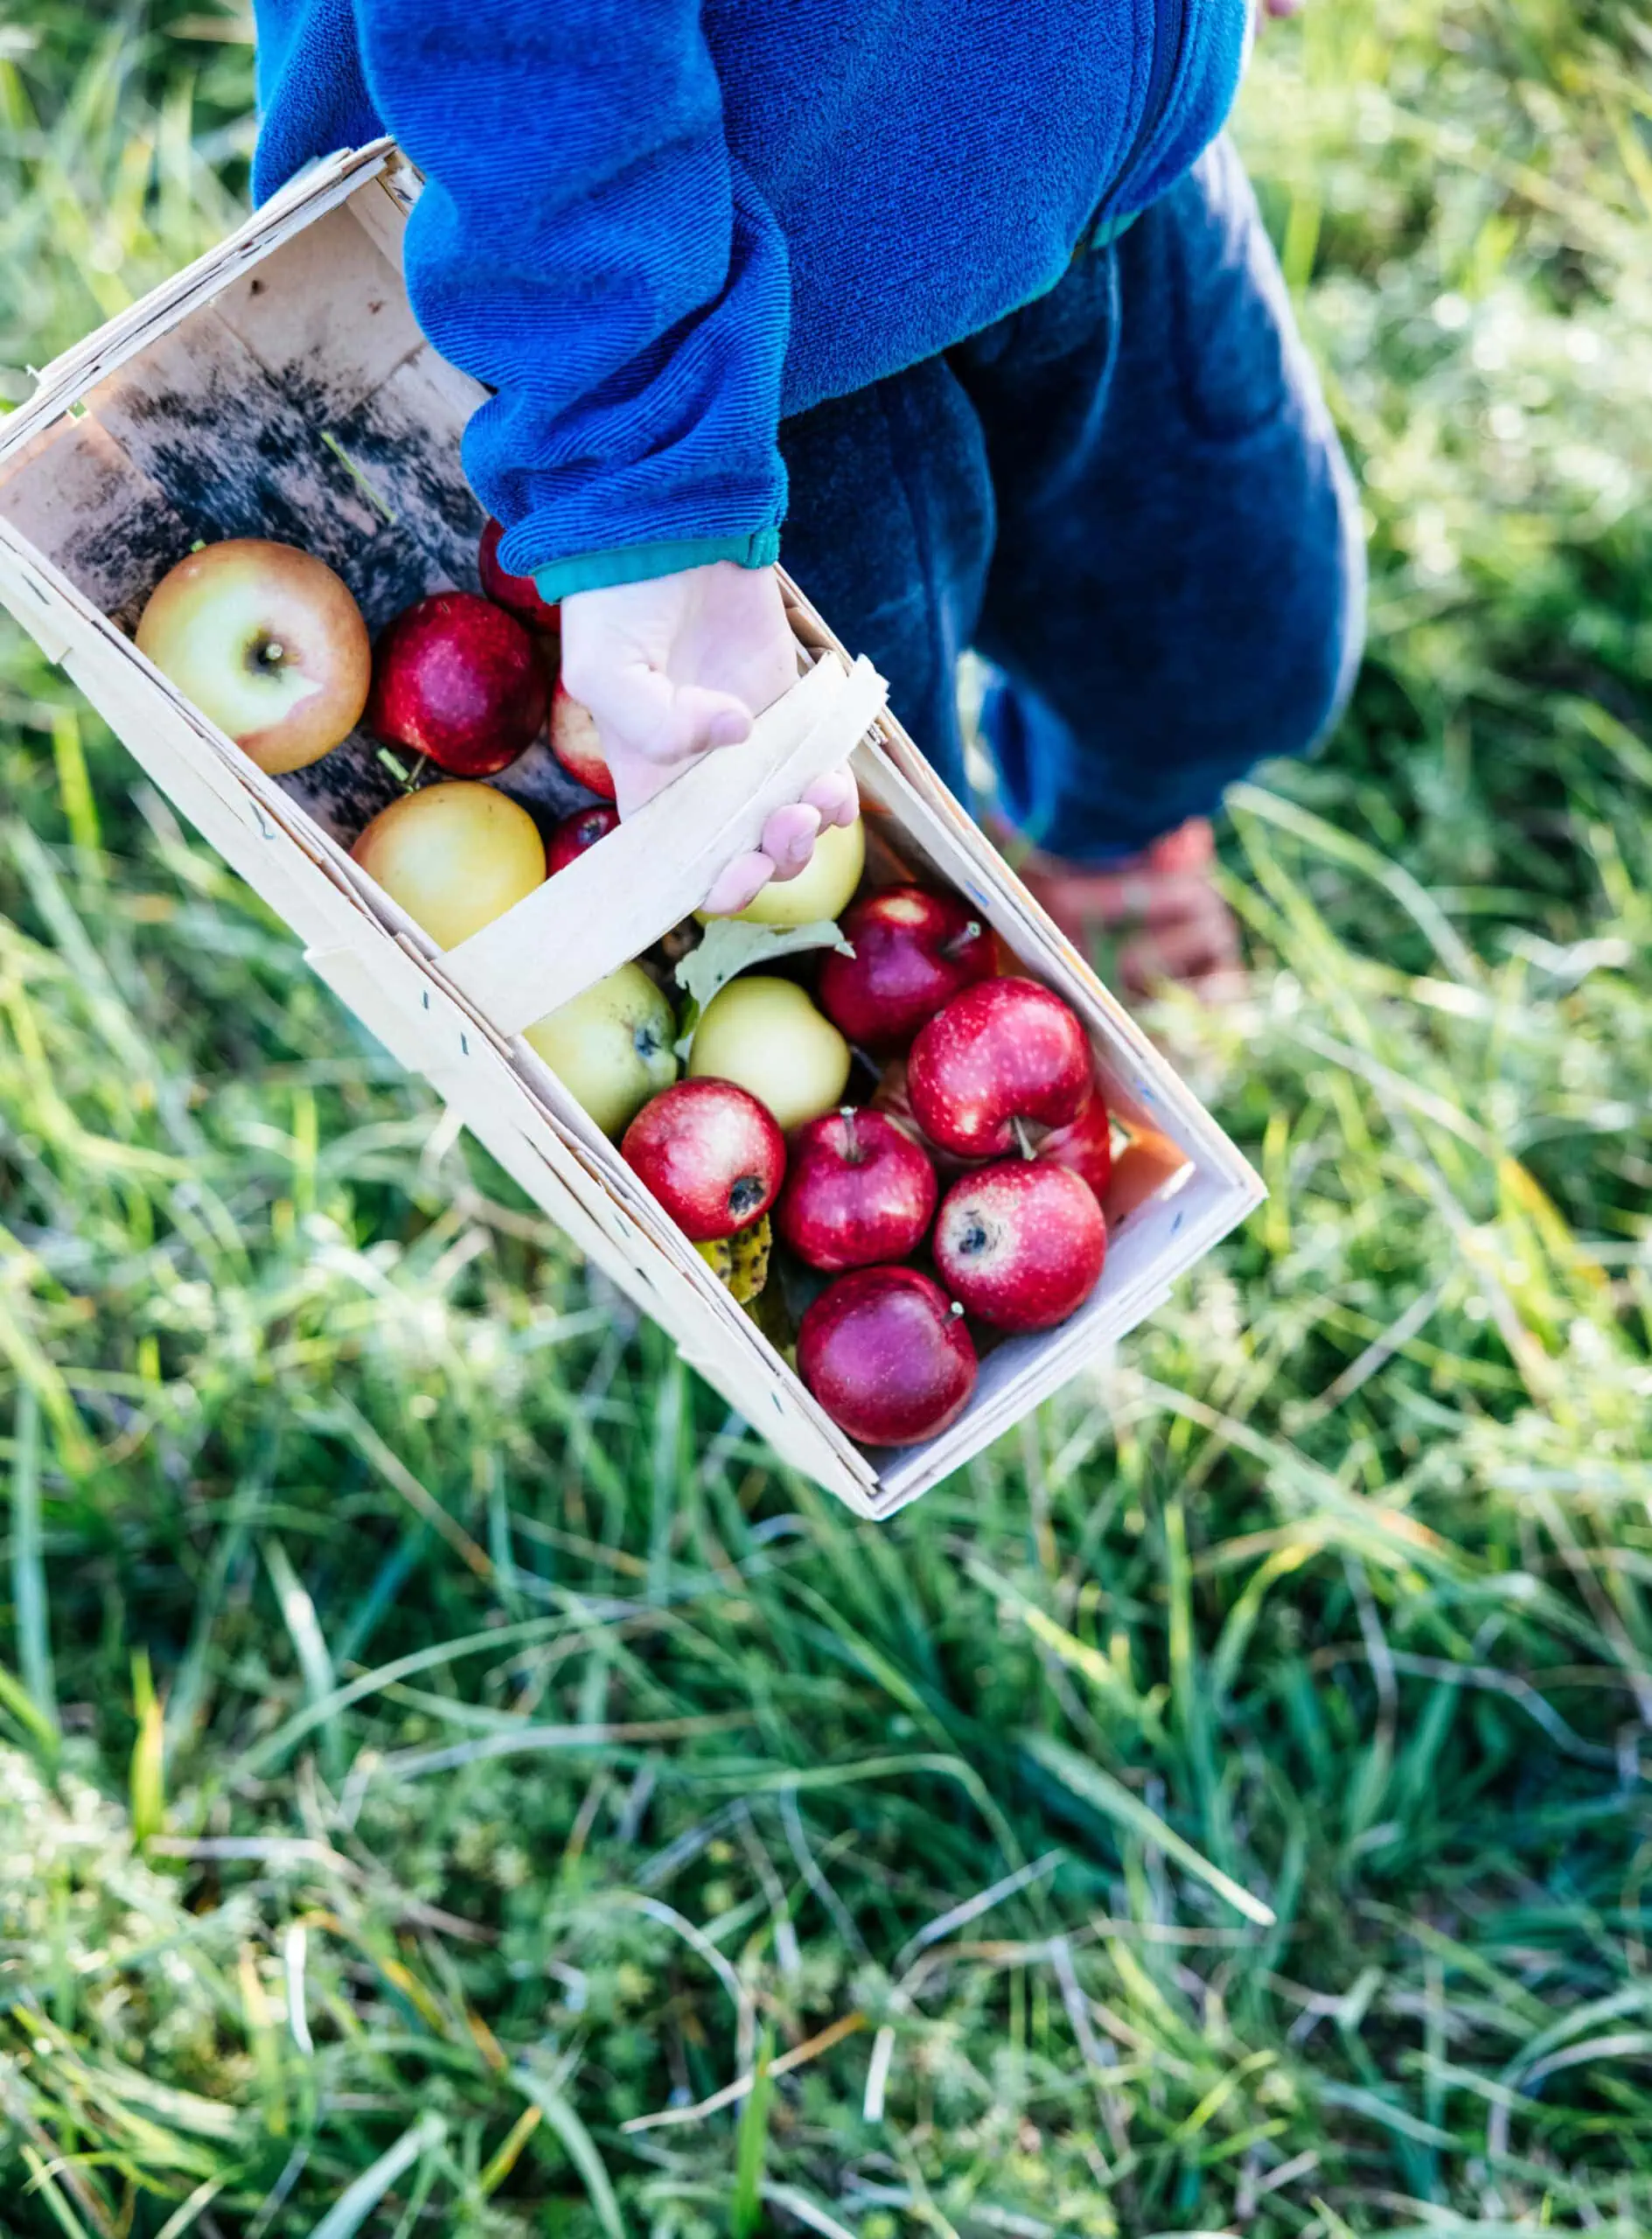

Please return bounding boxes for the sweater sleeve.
[351,0,792,596]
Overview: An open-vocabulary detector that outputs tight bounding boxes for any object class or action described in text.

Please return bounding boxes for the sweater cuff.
[533,529,782,605]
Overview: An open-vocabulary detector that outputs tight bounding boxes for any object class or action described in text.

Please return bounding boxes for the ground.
[0,3,1649,2235]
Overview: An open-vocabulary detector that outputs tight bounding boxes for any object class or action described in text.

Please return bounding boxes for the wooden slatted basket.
[0,140,1263,1518]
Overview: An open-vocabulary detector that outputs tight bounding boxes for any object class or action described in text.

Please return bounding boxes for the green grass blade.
[129,1647,165,1846]
[730,2029,774,2239]
[305,2111,444,2239]
[1021,1733,1276,1926]
[9,1385,56,1741]
[510,2068,624,2239]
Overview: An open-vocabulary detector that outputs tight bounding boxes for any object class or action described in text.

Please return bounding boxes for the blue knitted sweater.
[252,0,1247,599]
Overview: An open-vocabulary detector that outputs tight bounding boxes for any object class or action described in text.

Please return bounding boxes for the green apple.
[136,539,371,775]
[699,811,866,930]
[526,964,678,1138]
[687,974,851,1133]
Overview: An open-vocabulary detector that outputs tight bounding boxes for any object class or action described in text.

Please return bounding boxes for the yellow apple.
[698,811,866,930]
[687,975,851,1132]
[352,781,545,949]
[136,539,371,775]
[525,965,678,1138]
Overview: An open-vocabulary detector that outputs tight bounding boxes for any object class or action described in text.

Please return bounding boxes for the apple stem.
[1011,1114,1038,1162]
[840,1105,861,1163]
[943,918,985,959]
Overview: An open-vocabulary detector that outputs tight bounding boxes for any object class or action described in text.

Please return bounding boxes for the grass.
[0,1,1649,2233]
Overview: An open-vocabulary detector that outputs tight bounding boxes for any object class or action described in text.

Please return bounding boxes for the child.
[252,0,1363,979]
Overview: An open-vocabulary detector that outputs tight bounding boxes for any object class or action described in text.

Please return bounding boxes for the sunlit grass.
[0,3,1649,2234]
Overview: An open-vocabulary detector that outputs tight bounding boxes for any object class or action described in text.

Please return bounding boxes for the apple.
[478,518,561,636]
[775,1107,938,1273]
[933,1161,1106,1332]
[798,1266,977,1447]
[698,811,866,929]
[818,885,995,1049]
[548,802,620,873]
[549,680,616,800]
[695,1214,771,1304]
[136,539,371,776]
[352,780,545,949]
[687,976,851,1133]
[1103,1124,1192,1228]
[524,963,678,1138]
[622,1078,785,1241]
[1038,1086,1114,1202]
[907,978,1090,1158]
[871,1057,980,1184]
[367,591,547,777]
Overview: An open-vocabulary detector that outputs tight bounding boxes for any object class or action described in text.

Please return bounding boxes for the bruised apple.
[136,539,371,776]
[548,802,619,873]
[351,781,545,949]
[933,1161,1105,1332]
[622,1078,784,1241]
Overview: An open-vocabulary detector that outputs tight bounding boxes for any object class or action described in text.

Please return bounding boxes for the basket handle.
[440,650,889,1037]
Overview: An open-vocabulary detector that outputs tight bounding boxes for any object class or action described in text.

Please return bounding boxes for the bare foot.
[1013,818,1245,1001]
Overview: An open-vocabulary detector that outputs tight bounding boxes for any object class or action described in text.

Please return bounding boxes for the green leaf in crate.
[673,917,853,1059]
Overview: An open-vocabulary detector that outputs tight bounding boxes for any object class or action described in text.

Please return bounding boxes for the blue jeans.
[777,137,1366,861]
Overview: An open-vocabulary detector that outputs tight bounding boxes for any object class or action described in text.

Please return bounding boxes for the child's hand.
[560,561,858,917]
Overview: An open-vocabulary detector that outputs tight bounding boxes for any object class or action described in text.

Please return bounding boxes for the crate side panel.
[0,420,194,637]
[210,200,429,400]
[3,144,396,470]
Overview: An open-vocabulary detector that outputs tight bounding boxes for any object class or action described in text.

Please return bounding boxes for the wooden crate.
[0,139,1263,1518]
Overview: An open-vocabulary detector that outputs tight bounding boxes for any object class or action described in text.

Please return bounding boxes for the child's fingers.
[702,850,775,917]
[803,767,859,828]
[759,803,822,881]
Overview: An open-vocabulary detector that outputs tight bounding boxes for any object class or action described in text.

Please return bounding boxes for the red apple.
[549,680,616,801]
[775,1107,938,1273]
[798,1267,977,1447]
[135,539,371,776]
[548,802,620,874]
[367,591,547,777]
[478,518,561,636]
[622,1078,784,1242]
[818,885,995,1050]
[934,1161,1106,1332]
[1038,1086,1114,1202]
[907,979,1090,1159]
